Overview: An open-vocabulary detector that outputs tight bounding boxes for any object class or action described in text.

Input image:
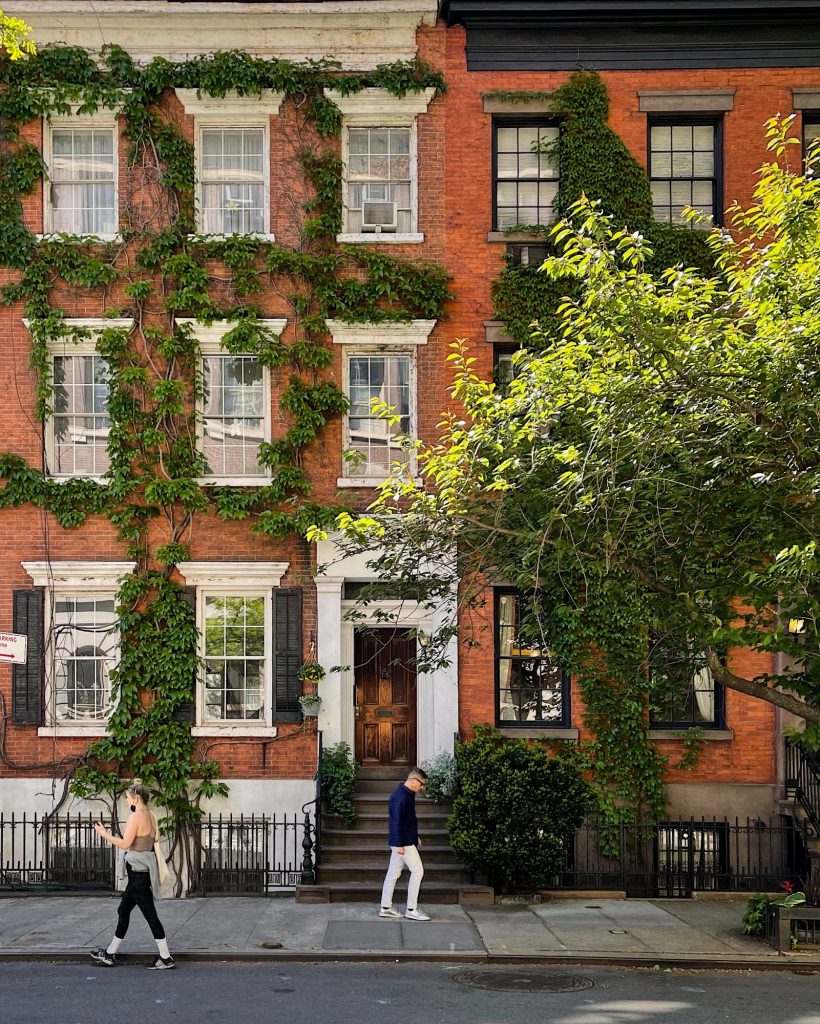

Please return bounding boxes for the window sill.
[188,232,276,243]
[38,726,108,737]
[336,233,424,245]
[47,475,110,485]
[649,728,734,741]
[487,230,550,243]
[197,477,271,487]
[497,726,579,740]
[36,233,123,244]
[191,726,278,738]
[336,476,419,489]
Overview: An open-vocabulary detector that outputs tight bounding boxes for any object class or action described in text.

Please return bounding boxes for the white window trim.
[177,318,286,486]
[177,561,288,737]
[23,560,135,737]
[175,90,282,240]
[326,88,434,245]
[43,111,121,240]
[27,318,134,483]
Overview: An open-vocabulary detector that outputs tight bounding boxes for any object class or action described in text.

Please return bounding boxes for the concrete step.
[324,811,451,831]
[320,845,462,864]
[321,828,450,847]
[296,882,494,906]
[318,863,474,884]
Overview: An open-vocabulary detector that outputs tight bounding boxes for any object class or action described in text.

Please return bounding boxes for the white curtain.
[693,666,715,721]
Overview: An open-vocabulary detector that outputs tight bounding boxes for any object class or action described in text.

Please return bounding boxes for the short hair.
[407,768,428,784]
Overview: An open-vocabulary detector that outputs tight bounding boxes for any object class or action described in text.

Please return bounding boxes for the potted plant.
[297,661,326,697]
[299,694,322,718]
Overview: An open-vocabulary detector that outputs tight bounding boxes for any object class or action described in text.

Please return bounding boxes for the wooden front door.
[354,628,417,767]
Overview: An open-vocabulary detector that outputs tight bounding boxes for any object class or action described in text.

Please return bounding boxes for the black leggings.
[115,864,166,940]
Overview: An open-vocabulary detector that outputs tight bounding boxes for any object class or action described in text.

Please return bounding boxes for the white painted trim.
[187,233,277,243]
[336,233,424,244]
[325,87,436,122]
[192,583,275,730]
[177,561,289,586]
[42,111,120,237]
[38,726,108,738]
[327,319,435,345]
[175,89,284,117]
[23,561,136,589]
[336,477,389,488]
[177,318,288,348]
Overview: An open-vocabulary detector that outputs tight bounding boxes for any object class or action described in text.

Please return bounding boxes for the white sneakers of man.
[379,906,431,921]
[404,908,431,921]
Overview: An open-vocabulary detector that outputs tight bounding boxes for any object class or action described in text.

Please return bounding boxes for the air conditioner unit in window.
[361,200,398,232]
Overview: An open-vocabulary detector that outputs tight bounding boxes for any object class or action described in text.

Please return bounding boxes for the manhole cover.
[453,970,594,993]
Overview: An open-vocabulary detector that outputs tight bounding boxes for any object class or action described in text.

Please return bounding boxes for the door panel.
[355,628,417,767]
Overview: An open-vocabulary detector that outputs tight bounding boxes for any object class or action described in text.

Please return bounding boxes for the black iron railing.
[0,813,115,892]
[196,811,314,894]
[553,816,808,898]
[785,738,820,837]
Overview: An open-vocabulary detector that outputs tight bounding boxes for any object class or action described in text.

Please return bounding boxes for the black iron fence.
[0,813,115,892]
[0,810,315,896]
[785,738,820,836]
[552,816,810,898]
[196,812,315,895]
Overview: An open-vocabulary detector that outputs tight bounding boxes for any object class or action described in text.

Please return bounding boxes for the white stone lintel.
[327,319,435,345]
[23,561,137,589]
[175,88,283,117]
[325,87,436,123]
[176,561,289,587]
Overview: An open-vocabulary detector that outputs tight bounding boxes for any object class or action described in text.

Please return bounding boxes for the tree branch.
[704,646,820,724]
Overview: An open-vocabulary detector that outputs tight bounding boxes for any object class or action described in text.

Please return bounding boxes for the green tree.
[328,117,820,756]
[0,10,34,60]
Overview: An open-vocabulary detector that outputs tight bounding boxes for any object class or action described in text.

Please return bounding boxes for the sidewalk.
[0,894,817,969]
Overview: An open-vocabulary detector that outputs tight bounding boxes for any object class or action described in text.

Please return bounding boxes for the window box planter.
[766,902,820,951]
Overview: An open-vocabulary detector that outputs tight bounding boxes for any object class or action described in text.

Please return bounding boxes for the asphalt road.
[0,962,818,1024]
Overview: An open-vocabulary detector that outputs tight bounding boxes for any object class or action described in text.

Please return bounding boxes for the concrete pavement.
[0,895,817,969]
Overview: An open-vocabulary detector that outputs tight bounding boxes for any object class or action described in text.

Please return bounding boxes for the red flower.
[781,880,794,893]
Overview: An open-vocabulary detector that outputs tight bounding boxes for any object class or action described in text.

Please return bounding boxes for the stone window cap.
[23,317,135,350]
[176,318,287,348]
[176,561,290,587]
[484,320,515,345]
[639,90,735,113]
[483,95,556,115]
[175,89,284,117]
[792,89,820,111]
[327,319,436,345]
[23,561,137,589]
[325,87,436,123]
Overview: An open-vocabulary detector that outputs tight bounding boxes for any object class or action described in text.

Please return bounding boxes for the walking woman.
[90,780,175,969]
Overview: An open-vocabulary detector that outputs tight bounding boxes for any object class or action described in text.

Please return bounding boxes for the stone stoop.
[296,775,493,906]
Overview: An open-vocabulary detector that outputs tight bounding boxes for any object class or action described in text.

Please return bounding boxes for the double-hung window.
[649,631,725,729]
[648,118,721,225]
[39,318,133,480]
[803,113,820,167]
[175,90,282,238]
[493,118,559,231]
[327,320,435,485]
[45,114,119,237]
[22,561,135,736]
[176,562,297,733]
[327,87,435,244]
[178,319,284,485]
[495,589,571,727]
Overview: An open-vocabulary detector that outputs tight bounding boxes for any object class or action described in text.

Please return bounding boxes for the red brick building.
[0,0,816,886]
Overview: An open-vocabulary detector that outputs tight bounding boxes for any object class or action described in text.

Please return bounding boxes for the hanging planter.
[298,660,326,697]
[299,694,322,718]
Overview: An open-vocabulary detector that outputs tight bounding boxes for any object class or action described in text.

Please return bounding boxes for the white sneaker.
[405,908,431,921]
[379,906,402,918]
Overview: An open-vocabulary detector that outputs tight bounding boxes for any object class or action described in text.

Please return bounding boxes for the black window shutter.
[12,588,44,725]
[171,587,197,724]
[273,587,302,722]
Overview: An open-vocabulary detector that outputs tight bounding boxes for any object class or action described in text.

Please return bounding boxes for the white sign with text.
[0,632,28,665]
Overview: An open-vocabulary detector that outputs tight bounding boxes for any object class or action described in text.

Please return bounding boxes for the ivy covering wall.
[0,45,448,873]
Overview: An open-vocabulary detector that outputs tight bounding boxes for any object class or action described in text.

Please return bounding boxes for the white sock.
[155,938,171,960]
[106,937,123,955]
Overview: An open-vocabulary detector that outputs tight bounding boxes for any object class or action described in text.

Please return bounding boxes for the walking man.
[379,767,430,921]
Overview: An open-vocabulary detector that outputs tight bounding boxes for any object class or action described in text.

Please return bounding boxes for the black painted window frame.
[492,115,561,231]
[494,587,572,729]
[802,110,820,167]
[647,114,723,227]
[648,632,726,731]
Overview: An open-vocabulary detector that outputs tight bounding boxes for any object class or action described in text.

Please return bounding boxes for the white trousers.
[380,845,424,910]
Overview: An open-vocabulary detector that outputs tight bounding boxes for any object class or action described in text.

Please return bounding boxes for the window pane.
[693,150,714,176]
[200,129,265,234]
[693,125,714,149]
[203,595,266,721]
[650,125,671,150]
[51,354,111,476]
[497,153,519,179]
[672,125,693,149]
[53,596,118,722]
[496,127,518,151]
[671,152,693,177]
[345,353,412,476]
[496,591,567,725]
[494,121,560,230]
[202,355,266,477]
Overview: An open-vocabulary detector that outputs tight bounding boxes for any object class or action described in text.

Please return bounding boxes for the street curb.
[0,949,818,972]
